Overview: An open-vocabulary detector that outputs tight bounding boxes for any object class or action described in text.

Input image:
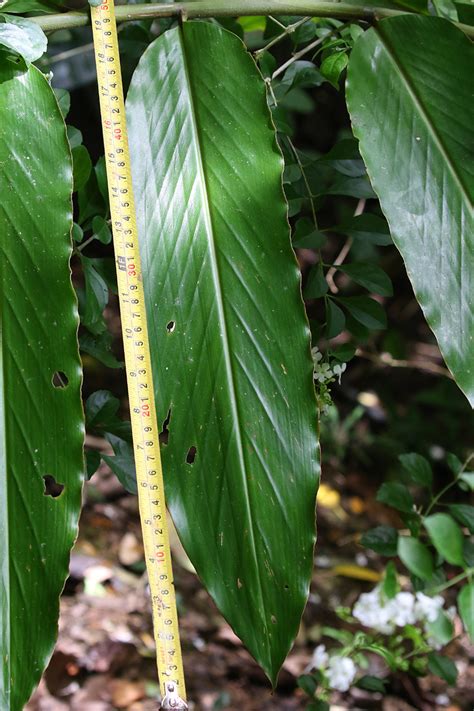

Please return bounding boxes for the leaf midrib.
[376,24,473,211]
[178,28,271,652]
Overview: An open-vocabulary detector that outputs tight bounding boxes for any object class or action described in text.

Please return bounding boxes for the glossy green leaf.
[79,256,108,335]
[0,62,83,709]
[361,525,398,556]
[85,390,131,441]
[381,560,399,599]
[425,611,454,645]
[459,472,474,490]
[325,299,345,339]
[424,513,465,566]
[72,144,92,192]
[399,453,432,487]
[331,213,392,246]
[448,504,474,533]
[338,262,393,296]
[305,264,328,299]
[397,536,434,580]
[0,14,47,63]
[338,296,387,330]
[428,653,458,685]
[377,481,414,513]
[127,22,319,682]
[102,435,137,495]
[458,582,474,639]
[80,328,122,368]
[320,51,348,88]
[346,16,474,406]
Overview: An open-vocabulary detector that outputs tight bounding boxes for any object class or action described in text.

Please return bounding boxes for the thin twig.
[255,16,311,57]
[326,198,365,293]
[356,348,453,379]
[48,41,94,64]
[272,27,339,80]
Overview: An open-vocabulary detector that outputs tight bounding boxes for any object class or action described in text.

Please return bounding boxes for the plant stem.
[28,1,474,38]
[427,568,474,595]
[423,452,474,518]
[254,16,311,57]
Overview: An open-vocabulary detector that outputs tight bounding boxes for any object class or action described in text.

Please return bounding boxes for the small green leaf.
[425,611,454,645]
[338,262,393,296]
[293,218,326,249]
[361,526,398,556]
[72,222,83,243]
[318,138,366,178]
[92,215,112,245]
[356,675,387,692]
[377,482,414,513]
[424,513,465,566]
[331,344,356,362]
[320,51,348,88]
[458,472,474,490]
[80,256,109,335]
[427,653,458,685]
[307,701,330,711]
[326,174,376,199]
[55,88,71,119]
[67,125,83,149]
[398,536,434,580]
[446,452,462,475]
[85,449,101,479]
[72,144,92,192]
[280,60,324,92]
[399,453,433,487]
[457,583,474,640]
[448,504,474,533]
[338,296,387,330]
[85,390,131,441]
[463,539,474,567]
[0,14,47,63]
[79,330,123,369]
[78,169,106,226]
[297,674,318,697]
[305,264,328,299]
[381,560,399,599]
[331,213,392,246]
[102,435,137,494]
[325,299,345,339]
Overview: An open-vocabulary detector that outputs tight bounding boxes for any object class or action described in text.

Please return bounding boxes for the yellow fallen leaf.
[317,483,341,509]
[331,565,382,582]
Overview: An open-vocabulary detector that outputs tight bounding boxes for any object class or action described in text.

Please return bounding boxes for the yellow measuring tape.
[90,3,187,708]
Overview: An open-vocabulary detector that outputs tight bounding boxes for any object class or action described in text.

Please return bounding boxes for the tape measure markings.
[90,2,186,705]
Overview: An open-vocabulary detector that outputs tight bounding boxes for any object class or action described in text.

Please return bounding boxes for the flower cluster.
[307,645,357,692]
[312,347,347,385]
[305,586,452,697]
[352,586,446,637]
[311,347,347,413]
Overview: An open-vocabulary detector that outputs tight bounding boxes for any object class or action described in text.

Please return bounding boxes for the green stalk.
[28,0,474,38]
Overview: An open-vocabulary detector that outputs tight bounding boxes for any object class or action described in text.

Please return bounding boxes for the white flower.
[327,656,357,692]
[311,347,323,363]
[306,644,329,672]
[314,362,333,383]
[391,592,417,627]
[332,362,347,384]
[352,588,395,634]
[415,592,444,623]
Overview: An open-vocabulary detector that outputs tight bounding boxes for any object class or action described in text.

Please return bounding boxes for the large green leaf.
[126,22,319,683]
[0,63,83,709]
[346,16,474,405]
